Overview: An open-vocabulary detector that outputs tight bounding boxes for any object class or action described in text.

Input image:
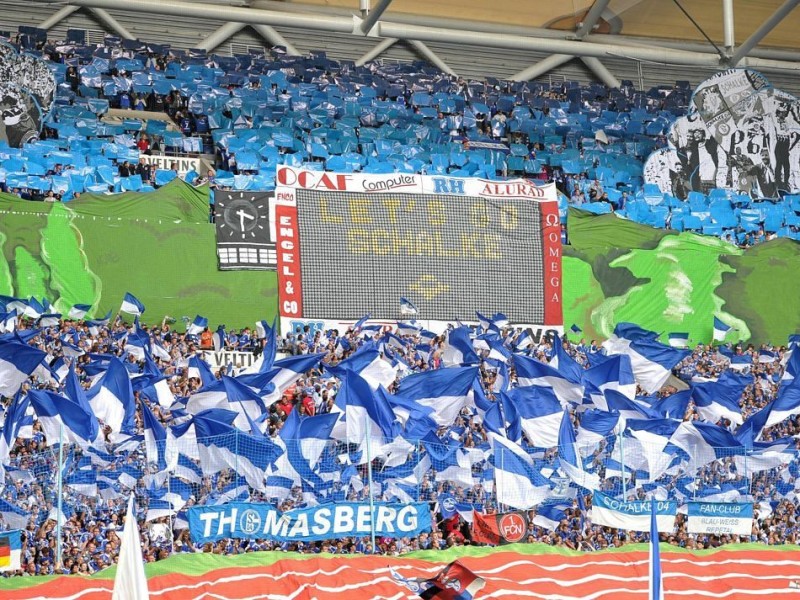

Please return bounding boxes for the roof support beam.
[360,0,394,35]
[729,0,799,66]
[251,24,301,56]
[511,54,573,82]
[575,0,611,39]
[408,40,457,77]
[580,56,620,88]
[88,7,135,40]
[722,0,735,53]
[38,5,81,30]
[196,21,245,52]
[354,37,398,66]
[45,0,800,73]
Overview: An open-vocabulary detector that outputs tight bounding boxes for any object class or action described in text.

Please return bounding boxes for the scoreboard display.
[273,167,562,329]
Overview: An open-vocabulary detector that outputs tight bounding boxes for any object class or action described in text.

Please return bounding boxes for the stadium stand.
[0,33,796,246]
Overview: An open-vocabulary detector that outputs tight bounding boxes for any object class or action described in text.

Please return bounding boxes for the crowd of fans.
[0,309,798,577]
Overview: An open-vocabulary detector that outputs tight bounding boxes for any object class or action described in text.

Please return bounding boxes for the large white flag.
[112,495,149,600]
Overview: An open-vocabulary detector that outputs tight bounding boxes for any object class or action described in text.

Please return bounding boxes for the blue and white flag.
[502,386,563,448]
[0,393,29,482]
[557,409,601,490]
[121,292,145,315]
[28,389,101,448]
[443,326,481,367]
[193,414,282,491]
[737,376,800,444]
[187,355,216,387]
[782,348,800,383]
[692,380,744,426]
[68,304,92,320]
[186,315,208,336]
[38,313,62,328]
[396,366,478,427]
[212,325,226,352]
[326,347,397,391]
[87,310,112,336]
[603,322,659,354]
[548,333,583,384]
[667,332,689,348]
[279,410,339,480]
[651,390,692,420]
[713,317,732,342]
[514,329,533,351]
[65,468,98,496]
[492,435,552,509]
[141,400,167,468]
[0,341,47,397]
[396,321,421,337]
[570,324,582,334]
[576,408,620,447]
[514,353,583,405]
[533,503,569,531]
[582,354,637,403]
[339,372,396,447]
[0,310,16,333]
[491,312,510,329]
[221,375,267,431]
[399,297,418,316]
[614,337,690,394]
[0,500,29,530]
[264,353,325,394]
[669,421,741,472]
[85,358,137,433]
[650,500,663,600]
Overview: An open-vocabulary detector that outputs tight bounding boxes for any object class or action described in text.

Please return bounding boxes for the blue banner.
[687,502,753,535]
[188,502,432,544]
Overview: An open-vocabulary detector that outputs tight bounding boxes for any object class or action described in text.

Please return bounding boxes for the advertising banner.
[188,502,432,544]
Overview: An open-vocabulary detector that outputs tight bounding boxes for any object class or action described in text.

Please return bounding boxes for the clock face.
[218,192,269,240]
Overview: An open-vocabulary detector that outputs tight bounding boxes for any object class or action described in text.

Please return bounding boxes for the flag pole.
[618,428,627,500]
[55,422,64,570]
[364,416,376,553]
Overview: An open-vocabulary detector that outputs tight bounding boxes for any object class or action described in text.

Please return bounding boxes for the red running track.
[7,549,800,600]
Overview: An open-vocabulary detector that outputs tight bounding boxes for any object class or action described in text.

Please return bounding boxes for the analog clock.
[217,192,269,240]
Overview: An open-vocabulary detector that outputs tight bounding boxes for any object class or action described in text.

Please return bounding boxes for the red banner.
[541,199,562,326]
[274,202,303,318]
[471,511,528,545]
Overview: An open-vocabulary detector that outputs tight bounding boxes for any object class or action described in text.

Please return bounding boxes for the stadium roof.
[13,0,800,91]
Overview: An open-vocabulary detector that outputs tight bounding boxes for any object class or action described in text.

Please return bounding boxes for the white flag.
[112,495,149,600]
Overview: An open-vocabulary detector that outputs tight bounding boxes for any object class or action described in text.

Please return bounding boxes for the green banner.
[564,208,800,345]
[0,187,797,343]
[0,181,276,328]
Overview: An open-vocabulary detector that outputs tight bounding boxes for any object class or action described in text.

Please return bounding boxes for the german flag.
[0,535,10,568]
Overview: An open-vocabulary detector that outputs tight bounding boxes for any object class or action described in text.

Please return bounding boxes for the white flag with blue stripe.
[396,366,478,427]
[186,315,208,336]
[86,357,137,433]
[0,341,47,397]
[120,292,145,315]
[713,316,732,342]
[28,389,101,448]
[68,304,92,320]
